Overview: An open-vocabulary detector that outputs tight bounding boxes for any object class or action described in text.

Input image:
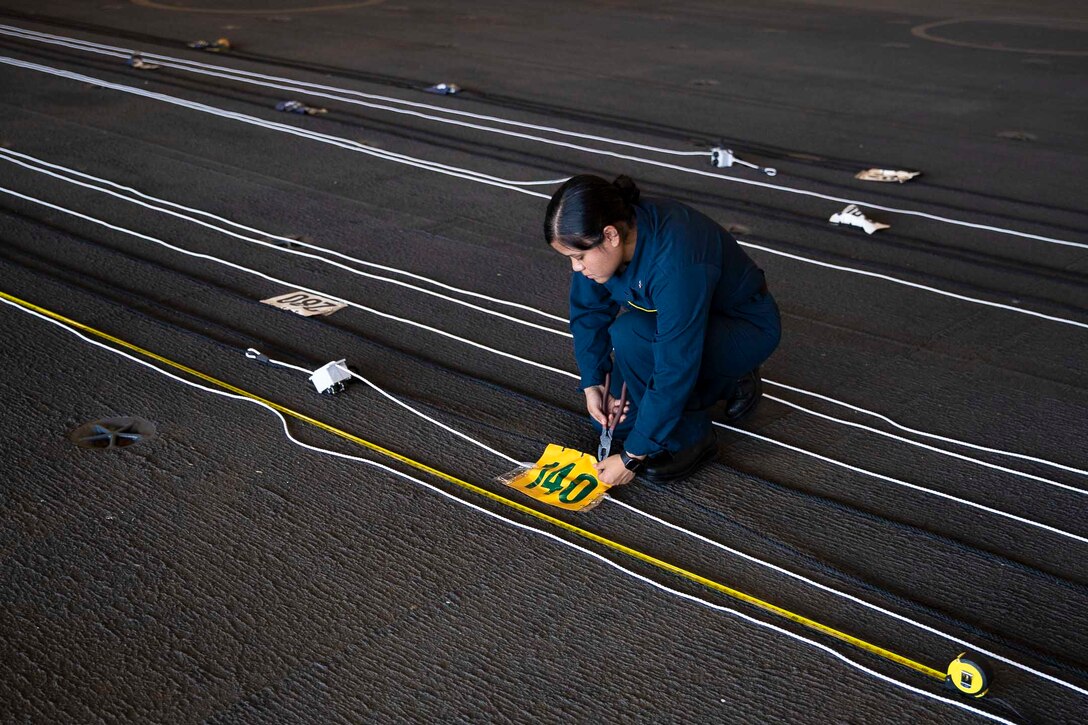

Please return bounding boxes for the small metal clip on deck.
[310,360,352,395]
[710,146,777,176]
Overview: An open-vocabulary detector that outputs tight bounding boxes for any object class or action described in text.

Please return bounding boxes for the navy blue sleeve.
[624,262,717,456]
[569,273,619,389]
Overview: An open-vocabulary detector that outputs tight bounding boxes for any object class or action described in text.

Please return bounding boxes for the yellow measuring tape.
[2,289,945,683]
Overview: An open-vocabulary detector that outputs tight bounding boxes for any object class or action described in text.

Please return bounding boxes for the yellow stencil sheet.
[503,444,612,512]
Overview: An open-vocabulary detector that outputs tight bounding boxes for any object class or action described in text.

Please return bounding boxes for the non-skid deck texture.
[1,1,1086,723]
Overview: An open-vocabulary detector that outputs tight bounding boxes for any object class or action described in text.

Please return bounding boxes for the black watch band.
[620,451,643,472]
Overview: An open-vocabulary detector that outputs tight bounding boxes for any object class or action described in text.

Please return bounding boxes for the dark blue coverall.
[569,197,782,457]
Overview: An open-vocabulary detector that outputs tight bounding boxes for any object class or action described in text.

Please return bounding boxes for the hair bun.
[612,175,640,205]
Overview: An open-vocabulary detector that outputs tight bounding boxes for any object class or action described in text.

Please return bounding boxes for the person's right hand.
[584,384,628,428]
[584,384,608,427]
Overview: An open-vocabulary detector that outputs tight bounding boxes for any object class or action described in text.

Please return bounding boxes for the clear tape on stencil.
[497,443,611,512]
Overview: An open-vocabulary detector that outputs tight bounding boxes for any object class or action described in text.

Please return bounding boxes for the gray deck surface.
[1,1,1086,723]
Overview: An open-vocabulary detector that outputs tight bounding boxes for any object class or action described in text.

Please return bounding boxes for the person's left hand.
[595,453,636,487]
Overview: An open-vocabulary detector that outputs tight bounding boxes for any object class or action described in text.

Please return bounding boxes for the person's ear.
[603,225,621,247]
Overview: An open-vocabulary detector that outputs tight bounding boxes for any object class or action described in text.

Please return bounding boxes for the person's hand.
[584,384,608,427]
[585,385,630,428]
[595,453,636,487]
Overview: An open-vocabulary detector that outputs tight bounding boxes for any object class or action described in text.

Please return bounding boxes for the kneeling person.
[544,174,782,486]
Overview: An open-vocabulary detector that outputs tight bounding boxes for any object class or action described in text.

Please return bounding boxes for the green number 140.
[526,461,598,504]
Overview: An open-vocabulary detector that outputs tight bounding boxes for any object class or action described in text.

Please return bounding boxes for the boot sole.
[641,437,719,483]
[721,389,763,423]
[720,372,764,423]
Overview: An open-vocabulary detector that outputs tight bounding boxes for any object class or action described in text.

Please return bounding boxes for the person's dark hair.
[544,174,640,251]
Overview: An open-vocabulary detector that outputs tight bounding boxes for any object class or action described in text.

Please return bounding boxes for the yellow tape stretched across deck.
[502,444,612,511]
[0,289,946,684]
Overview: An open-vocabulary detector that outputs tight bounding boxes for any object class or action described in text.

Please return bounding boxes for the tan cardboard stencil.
[261,290,347,317]
[855,169,921,183]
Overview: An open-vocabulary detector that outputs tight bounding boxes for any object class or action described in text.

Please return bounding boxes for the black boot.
[720,368,763,422]
[641,429,718,483]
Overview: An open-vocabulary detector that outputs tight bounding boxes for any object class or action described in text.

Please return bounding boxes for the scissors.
[597,372,628,462]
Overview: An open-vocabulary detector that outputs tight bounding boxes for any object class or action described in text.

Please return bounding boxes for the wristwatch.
[620,451,644,473]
